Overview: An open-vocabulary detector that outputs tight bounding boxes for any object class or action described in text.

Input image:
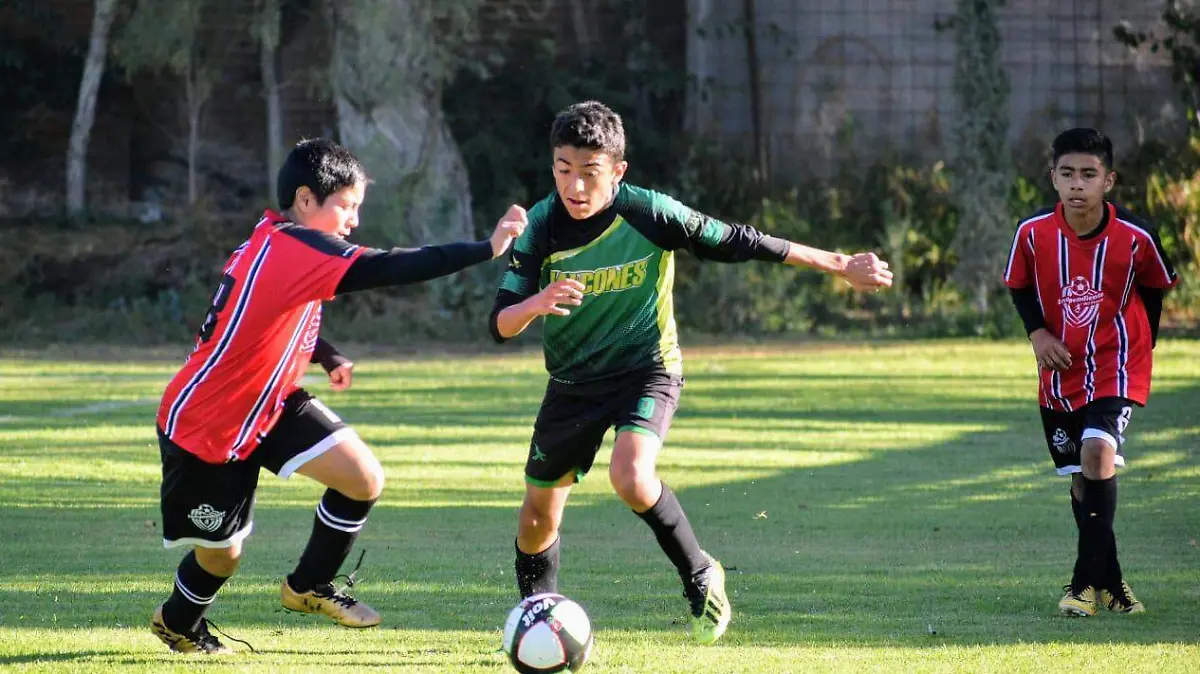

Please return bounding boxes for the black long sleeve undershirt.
[686,222,791,263]
[1008,286,1046,337]
[1137,285,1164,347]
[312,337,350,373]
[335,241,493,295]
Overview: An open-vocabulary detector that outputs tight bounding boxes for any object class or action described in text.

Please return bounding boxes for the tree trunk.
[743,0,768,191]
[684,0,716,135]
[568,0,592,61]
[185,65,200,205]
[66,0,118,220]
[260,0,283,202]
[329,0,475,244]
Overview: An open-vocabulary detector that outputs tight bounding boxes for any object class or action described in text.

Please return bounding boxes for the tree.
[1114,1,1200,127]
[257,0,283,201]
[947,0,1012,320]
[743,0,768,192]
[326,0,483,244]
[66,0,119,220]
[112,0,223,206]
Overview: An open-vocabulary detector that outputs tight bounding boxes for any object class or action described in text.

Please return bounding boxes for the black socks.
[515,537,560,598]
[635,482,710,586]
[161,550,229,633]
[288,489,376,592]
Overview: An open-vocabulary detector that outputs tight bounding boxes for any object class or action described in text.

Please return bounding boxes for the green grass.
[1,340,1198,673]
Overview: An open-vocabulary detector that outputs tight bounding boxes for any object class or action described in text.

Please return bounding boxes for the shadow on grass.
[1,366,1197,659]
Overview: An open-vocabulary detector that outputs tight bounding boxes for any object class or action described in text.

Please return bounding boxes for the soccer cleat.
[281,579,381,628]
[685,552,731,644]
[1099,581,1145,614]
[150,604,234,654]
[1058,584,1099,617]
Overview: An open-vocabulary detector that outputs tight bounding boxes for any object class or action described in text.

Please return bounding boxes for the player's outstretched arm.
[635,187,891,291]
[334,207,525,295]
[781,244,893,291]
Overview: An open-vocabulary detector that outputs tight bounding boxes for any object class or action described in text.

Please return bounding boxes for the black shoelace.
[201,618,258,654]
[316,549,368,607]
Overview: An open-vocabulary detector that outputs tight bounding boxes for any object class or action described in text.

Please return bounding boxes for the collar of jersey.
[1054,201,1112,245]
[545,215,628,266]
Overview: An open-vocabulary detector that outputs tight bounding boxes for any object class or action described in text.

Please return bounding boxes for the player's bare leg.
[516,474,574,597]
[282,435,385,627]
[151,543,241,654]
[612,430,729,644]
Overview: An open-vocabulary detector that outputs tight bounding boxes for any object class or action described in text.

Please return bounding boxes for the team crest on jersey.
[1058,276,1103,328]
[188,504,226,532]
[1051,428,1075,455]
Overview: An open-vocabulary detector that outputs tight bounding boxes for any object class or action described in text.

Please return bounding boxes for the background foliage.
[1,0,1196,344]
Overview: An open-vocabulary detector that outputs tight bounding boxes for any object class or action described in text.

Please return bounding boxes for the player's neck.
[1062,202,1105,236]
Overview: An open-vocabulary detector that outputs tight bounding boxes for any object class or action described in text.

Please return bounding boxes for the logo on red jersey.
[1058,276,1103,328]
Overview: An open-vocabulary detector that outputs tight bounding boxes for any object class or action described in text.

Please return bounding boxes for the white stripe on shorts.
[275,427,358,479]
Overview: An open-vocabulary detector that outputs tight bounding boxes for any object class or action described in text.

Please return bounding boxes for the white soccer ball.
[502,593,594,673]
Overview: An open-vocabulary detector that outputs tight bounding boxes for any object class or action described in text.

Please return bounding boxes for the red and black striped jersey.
[1004,202,1177,410]
[156,210,363,464]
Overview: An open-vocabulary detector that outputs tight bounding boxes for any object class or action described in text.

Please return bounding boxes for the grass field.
[1,340,1197,673]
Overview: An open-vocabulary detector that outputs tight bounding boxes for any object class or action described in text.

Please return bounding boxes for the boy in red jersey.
[150,139,526,653]
[1004,128,1177,617]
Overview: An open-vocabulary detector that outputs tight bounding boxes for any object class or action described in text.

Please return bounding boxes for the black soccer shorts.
[524,368,683,487]
[1039,396,1137,476]
[158,388,356,548]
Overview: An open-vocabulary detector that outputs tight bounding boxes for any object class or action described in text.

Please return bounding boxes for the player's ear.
[1104,170,1117,194]
[295,186,314,212]
[613,159,629,182]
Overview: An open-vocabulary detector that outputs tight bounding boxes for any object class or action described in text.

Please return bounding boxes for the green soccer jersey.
[491,183,789,384]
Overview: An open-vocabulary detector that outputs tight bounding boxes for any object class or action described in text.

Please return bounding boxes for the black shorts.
[159,389,356,548]
[525,369,683,487]
[1040,396,1136,476]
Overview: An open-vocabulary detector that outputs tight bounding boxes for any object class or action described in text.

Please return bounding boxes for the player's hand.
[1031,329,1072,371]
[491,205,527,258]
[525,279,586,317]
[842,252,894,292]
[328,362,354,391]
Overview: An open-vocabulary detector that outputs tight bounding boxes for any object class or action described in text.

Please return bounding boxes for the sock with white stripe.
[161,550,229,634]
[287,489,376,593]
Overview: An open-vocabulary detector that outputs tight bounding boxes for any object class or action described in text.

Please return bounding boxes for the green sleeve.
[617,184,789,262]
[498,196,552,298]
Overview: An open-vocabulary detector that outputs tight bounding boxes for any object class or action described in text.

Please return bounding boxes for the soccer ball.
[502,593,593,673]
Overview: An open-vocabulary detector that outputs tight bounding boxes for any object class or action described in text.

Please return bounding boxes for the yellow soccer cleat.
[150,604,234,654]
[1058,585,1099,617]
[281,579,381,628]
[1099,581,1145,614]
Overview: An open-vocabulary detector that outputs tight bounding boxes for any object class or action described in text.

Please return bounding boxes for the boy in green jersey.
[489,101,893,643]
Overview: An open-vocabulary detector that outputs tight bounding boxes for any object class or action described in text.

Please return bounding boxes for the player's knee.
[1080,438,1115,477]
[361,462,386,501]
[195,544,241,577]
[518,500,559,539]
[342,458,385,501]
[608,462,655,505]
